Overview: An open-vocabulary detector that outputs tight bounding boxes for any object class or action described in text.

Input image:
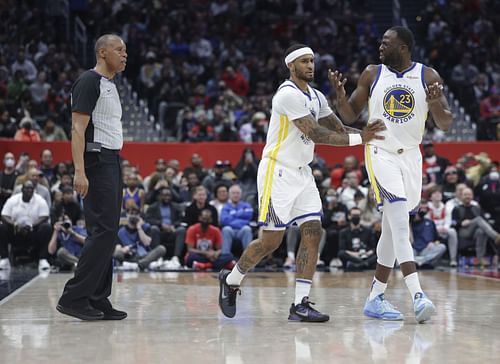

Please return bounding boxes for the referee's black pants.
[59,149,122,309]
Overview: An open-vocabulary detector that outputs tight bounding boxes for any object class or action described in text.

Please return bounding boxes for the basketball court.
[1,270,499,363]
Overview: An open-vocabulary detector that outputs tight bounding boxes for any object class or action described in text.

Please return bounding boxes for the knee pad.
[376,233,395,268]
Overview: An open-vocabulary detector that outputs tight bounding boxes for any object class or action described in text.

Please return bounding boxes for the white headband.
[284,47,314,66]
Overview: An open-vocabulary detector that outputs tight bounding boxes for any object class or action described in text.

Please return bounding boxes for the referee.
[57,34,128,321]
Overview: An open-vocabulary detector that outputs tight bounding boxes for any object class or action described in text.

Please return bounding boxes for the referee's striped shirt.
[71,69,123,150]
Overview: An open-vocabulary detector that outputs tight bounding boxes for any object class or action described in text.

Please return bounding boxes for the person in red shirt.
[14,117,41,142]
[185,209,235,270]
[221,66,249,97]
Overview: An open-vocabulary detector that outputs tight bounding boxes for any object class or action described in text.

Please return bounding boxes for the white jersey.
[368,62,429,153]
[262,80,333,167]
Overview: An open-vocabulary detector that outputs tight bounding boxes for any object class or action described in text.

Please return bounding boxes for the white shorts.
[364,144,422,213]
[257,158,322,230]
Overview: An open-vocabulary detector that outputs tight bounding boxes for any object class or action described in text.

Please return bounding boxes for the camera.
[128,215,139,226]
[62,221,72,230]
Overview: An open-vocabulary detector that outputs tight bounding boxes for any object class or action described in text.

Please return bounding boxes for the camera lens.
[62,222,71,229]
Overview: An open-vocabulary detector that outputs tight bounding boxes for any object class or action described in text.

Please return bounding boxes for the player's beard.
[382,51,403,70]
[297,68,314,83]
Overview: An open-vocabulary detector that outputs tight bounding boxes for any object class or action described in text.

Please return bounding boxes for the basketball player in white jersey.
[329,26,453,323]
[218,44,386,322]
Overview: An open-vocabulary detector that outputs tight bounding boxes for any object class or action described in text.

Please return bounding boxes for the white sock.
[225,264,245,286]
[369,277,387,301]
[404,272,423,301]
[295,279,312,305]
[287,251,295,260]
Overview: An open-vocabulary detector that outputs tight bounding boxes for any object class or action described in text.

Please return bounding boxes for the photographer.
[48,216,87,269]
[0,180,51,270]
[338,207,377,271]
[114,203,166,270]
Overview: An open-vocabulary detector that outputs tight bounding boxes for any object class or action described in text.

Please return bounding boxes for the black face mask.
[200,222,209,229]
[418,211,427,219]
[351,216,361,225]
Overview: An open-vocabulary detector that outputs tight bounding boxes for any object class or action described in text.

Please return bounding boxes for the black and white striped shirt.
[71,69,123,150]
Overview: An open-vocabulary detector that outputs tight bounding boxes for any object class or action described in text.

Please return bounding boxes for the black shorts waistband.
[101,147,121,155]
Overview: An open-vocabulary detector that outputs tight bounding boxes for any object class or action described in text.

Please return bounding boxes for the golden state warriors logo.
[383,85,415,124]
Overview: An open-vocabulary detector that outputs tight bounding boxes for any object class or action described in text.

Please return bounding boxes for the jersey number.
[399,94,411,104]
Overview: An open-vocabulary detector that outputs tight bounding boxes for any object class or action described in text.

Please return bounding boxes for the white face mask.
[4,158,15,168]
[489,171,499,181]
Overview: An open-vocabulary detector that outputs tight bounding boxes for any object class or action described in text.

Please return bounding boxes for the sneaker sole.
[56,304,104,321]
[218,270,236,318]
[415,304,436,323]
[363,309,404,321]
[101,312,128,320]
[288,313,330,322]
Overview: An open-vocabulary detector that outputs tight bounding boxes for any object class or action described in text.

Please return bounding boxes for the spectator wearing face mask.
[0,152,19,211]
[114,203,166,271]
[322,188,348,268]
[14,117,41,142]
[411,199,447,269]
[338,207,377,271]
[474,164,500,230]
[185,209,234,270]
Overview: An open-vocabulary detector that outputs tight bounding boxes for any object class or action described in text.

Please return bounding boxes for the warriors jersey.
[262,80,333,167]
[368,62,429,152]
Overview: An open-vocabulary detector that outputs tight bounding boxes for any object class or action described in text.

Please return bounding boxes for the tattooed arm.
[318,113,362,134]
[295,114,349,145]
[294,114,385,145]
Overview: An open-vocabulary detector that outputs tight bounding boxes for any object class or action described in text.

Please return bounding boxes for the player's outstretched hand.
[361,120,386,144]
[328,69,347,100]
[426,82,443,105]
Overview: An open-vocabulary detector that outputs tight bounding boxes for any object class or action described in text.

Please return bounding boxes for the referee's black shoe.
[218,269,241,318]
[56,304,104,321]
[90,298,128,320]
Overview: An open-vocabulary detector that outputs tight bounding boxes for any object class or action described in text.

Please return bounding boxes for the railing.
[74,16,89,67]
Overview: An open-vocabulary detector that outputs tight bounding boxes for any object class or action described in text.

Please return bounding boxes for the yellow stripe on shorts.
[365,144,382,205]
[258,114,288,222]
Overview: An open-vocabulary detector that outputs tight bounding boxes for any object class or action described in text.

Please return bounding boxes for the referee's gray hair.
[94,34,122,54]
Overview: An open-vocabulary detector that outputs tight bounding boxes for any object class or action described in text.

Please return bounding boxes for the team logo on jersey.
[382,85,415,124]
[300,133,312,145]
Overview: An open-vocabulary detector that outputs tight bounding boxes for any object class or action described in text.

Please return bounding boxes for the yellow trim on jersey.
[258,114,289,222]
[365,144,382,205]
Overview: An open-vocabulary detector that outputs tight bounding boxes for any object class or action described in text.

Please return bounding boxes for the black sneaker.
[56,304,104,321]
[90,299,127,320]
[218,269,241,318]
[288,297,330,322]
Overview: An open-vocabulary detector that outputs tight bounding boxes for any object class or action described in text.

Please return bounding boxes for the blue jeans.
[186,252,234,270]
[221,225,253,254]
[414,243,447,267]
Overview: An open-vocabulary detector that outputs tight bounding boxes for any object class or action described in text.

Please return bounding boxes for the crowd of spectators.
[0,1,498,143]
[1,145,499,273]
[415,0,500,140]
[0,1,86,142]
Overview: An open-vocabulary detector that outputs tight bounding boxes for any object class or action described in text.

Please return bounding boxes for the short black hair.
[284,43,309,58]
[388,26,414,51]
